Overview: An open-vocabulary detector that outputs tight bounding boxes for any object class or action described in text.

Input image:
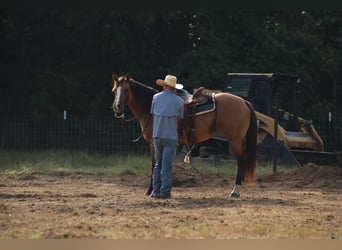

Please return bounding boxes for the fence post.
[273,106,278,172]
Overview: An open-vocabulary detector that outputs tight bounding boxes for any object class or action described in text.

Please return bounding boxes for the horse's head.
[112,73,131,118]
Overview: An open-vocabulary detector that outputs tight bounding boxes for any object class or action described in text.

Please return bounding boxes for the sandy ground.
[0,164,341,239]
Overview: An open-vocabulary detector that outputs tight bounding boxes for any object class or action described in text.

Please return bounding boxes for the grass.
[0,150,292,177]
[0,150,151,176]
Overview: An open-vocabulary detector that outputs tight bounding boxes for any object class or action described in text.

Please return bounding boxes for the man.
[150,74,184,199]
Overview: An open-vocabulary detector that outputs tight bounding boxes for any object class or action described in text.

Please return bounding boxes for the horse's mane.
[129,78,159,109]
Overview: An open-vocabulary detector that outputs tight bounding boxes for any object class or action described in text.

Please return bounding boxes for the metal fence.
[0,115,150,155]
[314,122,342,152]
[0,115,341,154]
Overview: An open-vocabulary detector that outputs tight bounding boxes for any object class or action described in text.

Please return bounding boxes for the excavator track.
[289,150,341,167]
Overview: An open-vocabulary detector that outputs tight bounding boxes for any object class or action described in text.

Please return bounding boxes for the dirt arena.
[0,163,341,239]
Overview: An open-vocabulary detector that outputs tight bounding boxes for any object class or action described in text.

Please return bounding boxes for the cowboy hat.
[156,75,183,89]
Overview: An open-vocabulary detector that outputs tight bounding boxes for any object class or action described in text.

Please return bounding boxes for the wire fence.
[0,115,341,155]
[0,115,150,155]
[314,122,342,152]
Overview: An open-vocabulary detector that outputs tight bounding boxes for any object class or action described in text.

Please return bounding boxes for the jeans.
[152,137,178,197]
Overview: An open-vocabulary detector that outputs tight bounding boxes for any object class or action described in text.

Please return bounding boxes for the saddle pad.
[195,93,216,116]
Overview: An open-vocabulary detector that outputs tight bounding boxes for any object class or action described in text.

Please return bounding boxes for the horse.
[111,73,257,198]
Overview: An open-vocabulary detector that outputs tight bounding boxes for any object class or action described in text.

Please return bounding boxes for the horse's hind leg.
[230,143,245,198]
[230,158,245,197]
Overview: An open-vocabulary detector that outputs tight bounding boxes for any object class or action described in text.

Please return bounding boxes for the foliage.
[1,10,341,125]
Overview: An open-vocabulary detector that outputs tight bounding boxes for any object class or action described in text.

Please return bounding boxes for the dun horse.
[112,74,257,197]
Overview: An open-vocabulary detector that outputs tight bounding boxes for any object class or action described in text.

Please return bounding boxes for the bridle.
[114,105,136,122]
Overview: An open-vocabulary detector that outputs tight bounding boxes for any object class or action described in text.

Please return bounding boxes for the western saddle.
[177,87,215,145]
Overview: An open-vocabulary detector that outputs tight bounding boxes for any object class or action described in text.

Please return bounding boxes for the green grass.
[0,150,151,176]
[0,150,291,177]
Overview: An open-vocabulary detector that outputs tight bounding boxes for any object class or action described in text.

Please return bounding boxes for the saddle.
[182,87,208,105]
[177,87,216,145]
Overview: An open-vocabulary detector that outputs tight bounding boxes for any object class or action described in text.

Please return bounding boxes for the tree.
[0,10,341,125]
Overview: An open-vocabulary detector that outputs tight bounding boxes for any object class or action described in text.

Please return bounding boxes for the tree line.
[1,10,341,126]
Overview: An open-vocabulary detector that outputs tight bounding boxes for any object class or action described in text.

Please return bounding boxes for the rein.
[131,114,151,143]
[115,109,151,143]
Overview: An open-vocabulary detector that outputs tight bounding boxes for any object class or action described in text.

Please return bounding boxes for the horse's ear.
[112,73,119,82]
[125,74,131,82]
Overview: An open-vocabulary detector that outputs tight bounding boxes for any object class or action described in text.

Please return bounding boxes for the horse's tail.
[244,101,257,183]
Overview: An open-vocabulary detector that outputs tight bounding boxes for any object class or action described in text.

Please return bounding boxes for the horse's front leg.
[146,143,155,196]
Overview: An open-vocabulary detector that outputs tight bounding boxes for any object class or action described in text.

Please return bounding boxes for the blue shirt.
[150,89,184,140]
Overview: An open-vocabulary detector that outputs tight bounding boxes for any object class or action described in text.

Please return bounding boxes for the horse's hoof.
[230,184,241,198]
[230,192,240,198]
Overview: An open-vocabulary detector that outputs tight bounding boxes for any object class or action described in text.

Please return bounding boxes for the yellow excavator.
[194,73,340,166]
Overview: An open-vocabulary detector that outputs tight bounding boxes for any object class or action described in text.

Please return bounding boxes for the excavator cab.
[225,73,300,118]
[226,73,306,133]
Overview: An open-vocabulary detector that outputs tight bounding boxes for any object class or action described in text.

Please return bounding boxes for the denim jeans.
[152,137,178,197]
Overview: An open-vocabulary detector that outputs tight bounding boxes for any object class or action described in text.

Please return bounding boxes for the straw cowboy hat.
[156,75,183,89]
